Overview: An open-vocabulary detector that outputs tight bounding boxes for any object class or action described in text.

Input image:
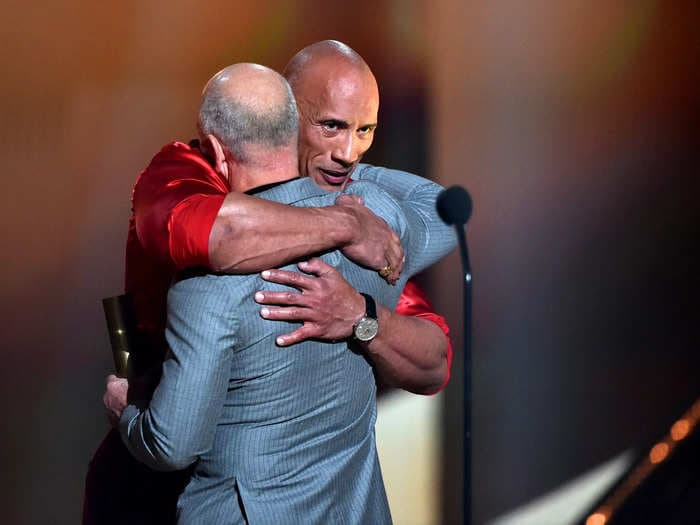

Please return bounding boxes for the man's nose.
[331,134,357,167]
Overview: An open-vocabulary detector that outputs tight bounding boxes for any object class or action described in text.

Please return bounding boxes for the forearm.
[208,192,355,273]
[119,339,231,471]
[362,304,449,395]
[255,261,451,393]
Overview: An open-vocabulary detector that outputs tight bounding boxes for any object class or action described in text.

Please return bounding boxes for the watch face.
[354,317,379,342]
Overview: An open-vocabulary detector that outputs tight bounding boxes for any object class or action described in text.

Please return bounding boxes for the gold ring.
[378,264,392,278]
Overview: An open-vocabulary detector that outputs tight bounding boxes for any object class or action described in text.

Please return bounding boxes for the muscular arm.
[208,192,402,280]
[135,143,402,281]
[256,259,452,395]
[365,280,452,394]
[365,304,447,394]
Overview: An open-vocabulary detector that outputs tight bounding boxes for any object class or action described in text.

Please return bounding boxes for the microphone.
[102,295,135,378]
[437,184,473,525]
[437,185,472,226]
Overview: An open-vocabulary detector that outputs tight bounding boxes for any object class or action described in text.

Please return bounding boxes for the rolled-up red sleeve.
[132,142,229,269]
[396,279,453,394]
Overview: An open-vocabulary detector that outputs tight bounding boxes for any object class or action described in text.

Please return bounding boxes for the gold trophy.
[102,295,134,378]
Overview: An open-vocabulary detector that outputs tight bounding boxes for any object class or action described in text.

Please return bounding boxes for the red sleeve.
[132,142,229,269]
[396,278,453,394]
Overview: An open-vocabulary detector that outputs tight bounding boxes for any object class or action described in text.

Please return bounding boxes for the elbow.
[380,355,449,396]
[208,220,245,273]
[155,451,198,472]
[208,234,240,273]
[149,431,203,471]
[144,439,200,471]
[408,338,451,396]
[408,360,450,396]
[209,257,251,274]
[414,320,452,395]
[208,256,240,274]
[126,422,200,471]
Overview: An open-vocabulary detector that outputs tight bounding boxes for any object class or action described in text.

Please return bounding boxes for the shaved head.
[198,63,298,162]
[282,41,380,190]
[283,40,371,89]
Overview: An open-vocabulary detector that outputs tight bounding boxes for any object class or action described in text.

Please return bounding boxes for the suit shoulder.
[254,178,335,207]
[353,164,443,199]
[353,163,428,185]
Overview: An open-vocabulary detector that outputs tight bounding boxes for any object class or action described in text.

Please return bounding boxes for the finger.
[261,269,315,290]
[298,257,335,277]
[255,291,307,306]
[336,194,364,206]
[389,253,403,284]
[394,241,405,275]
[260,306,314,322]
[106,374,119,385]
[378,256,399,284]
[389,232,404,266]
[275,325,317,346]
[386,238,405,283]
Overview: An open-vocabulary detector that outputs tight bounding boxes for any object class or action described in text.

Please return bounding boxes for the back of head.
[198,63,298,163]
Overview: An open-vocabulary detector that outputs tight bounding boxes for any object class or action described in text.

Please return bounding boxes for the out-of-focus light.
[649,442,669,464]
[588,396,700,523]
[586,511,607,525]
[691,400,700,419]
[671,419,690,441]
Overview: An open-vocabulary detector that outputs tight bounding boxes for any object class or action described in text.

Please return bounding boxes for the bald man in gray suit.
[119,64,455,524]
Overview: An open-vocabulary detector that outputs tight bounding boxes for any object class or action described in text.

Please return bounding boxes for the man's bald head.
[282,41,380,190]
[198,63,298,162]
[284,40,371,86]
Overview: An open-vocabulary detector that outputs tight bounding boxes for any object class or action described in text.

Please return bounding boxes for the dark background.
[0,1,697,523]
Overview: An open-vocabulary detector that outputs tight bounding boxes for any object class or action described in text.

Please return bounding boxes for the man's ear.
[202,134,229,180]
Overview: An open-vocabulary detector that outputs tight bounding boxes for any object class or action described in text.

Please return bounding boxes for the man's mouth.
[319,168,350,186]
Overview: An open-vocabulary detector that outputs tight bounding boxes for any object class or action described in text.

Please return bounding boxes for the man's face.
[293,65,379,191]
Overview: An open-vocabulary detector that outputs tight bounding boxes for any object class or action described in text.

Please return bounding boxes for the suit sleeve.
[351,165,457,277]
[132,142,228,269]
[119,276,236,471]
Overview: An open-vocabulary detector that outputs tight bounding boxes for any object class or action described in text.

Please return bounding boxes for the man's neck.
[229,145,300,193]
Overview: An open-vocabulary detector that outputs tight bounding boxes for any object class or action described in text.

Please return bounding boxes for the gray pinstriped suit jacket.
[120,166,456,524]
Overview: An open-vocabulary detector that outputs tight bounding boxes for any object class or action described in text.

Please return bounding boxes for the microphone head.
[436,185,472,225]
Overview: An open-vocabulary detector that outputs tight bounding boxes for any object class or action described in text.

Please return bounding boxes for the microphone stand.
[455,224,472,525]
[436,185,474,524]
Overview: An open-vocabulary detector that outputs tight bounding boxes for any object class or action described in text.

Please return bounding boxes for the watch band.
[360,293,377,320]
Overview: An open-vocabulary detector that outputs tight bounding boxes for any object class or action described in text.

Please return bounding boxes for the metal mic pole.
[436,185,473,525]
[456,223,472,525]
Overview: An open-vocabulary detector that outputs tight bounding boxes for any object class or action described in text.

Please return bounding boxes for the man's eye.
[321,121,339,131]
[358,126,374,135]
